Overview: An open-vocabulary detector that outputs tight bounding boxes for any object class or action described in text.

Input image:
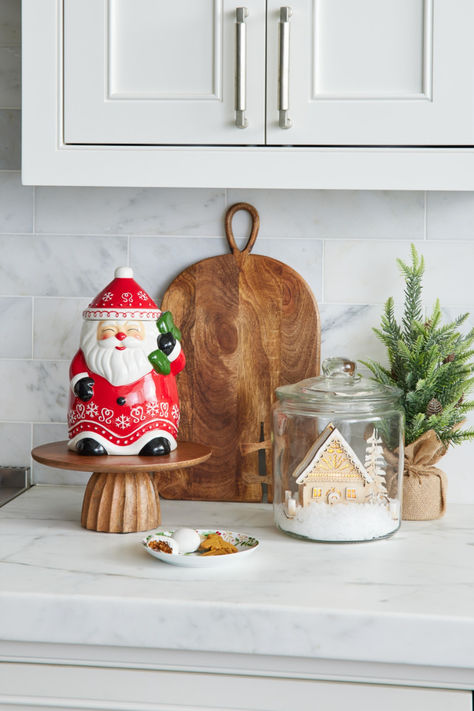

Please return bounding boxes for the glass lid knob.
[322,357,357,378]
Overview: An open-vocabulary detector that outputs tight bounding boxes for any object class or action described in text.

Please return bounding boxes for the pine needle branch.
[360,244,474,449]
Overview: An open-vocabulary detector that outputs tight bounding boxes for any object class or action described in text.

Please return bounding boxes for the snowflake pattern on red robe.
[68,349,184,448]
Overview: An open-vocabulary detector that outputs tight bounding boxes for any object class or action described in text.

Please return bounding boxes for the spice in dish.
[148,539,173,554]
[198,533,238,556]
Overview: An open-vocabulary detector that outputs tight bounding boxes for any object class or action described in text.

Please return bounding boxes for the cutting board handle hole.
[225,203,260,261]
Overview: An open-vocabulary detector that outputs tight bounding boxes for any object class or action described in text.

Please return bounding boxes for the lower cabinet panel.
[0,662,471,711]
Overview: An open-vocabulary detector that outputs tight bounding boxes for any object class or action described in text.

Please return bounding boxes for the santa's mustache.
[98,336,147,350]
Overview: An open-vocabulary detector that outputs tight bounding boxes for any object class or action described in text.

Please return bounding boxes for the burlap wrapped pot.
[401,429,447,521]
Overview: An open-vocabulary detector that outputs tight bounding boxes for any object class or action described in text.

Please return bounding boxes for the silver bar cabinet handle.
[235,7,249,129]
[278,6,292,129]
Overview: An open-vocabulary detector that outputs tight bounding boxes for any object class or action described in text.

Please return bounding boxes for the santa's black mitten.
[157,332,176,356]
[74,377,95,402]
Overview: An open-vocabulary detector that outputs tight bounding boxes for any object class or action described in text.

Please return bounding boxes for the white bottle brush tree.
[364,430,388,501]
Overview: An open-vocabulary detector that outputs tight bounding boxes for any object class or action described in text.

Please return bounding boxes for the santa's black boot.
[76,438,107,456]
[139,437,171,456]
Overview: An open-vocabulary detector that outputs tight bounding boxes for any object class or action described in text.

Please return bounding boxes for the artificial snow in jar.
[272,357,404,543]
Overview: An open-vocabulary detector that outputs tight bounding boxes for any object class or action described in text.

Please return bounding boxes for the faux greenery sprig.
[148,311,182,376]
[361,245,474,447]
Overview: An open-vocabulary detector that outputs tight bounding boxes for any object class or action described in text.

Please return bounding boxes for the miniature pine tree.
[364,431,387,495]
[361,245,474,447]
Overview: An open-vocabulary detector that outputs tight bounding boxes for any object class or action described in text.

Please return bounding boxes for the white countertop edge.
[1,592,473,670]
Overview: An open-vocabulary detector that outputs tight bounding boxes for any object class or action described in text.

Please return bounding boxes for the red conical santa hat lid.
[83,267,161,321]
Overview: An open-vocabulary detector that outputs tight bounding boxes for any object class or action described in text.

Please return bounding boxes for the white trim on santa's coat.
[70,372,89,393]
[167,340,181,363]
[68,430,177,456]
[82,308,161,321]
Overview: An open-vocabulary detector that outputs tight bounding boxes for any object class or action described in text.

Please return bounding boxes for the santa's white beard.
[80,320,158,386]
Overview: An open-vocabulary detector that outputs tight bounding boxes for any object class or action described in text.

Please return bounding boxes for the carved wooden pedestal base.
[81,471,161,533]
[31,441,212,533]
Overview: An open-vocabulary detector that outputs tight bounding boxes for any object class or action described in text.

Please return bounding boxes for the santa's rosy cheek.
[100,332,115,340]
[127,330,144,340]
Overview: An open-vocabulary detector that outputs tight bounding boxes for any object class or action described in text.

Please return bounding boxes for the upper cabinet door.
[64,0,266,145]
[266,0,474,145]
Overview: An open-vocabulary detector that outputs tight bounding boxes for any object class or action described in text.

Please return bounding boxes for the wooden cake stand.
[31,441,212,534]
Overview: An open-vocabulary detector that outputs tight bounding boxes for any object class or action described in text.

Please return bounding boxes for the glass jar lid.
[275,357,401,413]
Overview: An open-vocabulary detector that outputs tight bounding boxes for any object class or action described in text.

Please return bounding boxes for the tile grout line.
[31,295,35,359]
[0,235,465,243]
[320,240,325,304]
[31,183,36,367]
[30,422,35,485]
[32,185,36,234]
[424,191,428,240]
[0,357,71,362]
[0,420,67,425]
[0,296,91,302]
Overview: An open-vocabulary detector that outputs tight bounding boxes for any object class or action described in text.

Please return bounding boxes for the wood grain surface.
[31,441,212,473]
[160,203,320,503]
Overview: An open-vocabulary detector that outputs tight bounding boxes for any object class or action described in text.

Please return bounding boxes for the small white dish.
[143,529,260,567]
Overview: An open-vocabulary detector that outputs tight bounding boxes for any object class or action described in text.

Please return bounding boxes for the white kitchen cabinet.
[266,0,474,146]
[65,0,266,145]
[22,0,474,188]
[66,0,474,147]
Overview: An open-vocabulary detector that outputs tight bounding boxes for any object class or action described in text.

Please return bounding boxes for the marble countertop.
[0,485,473,670]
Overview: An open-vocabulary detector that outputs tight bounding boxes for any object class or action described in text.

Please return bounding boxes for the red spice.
[149,540,173,554]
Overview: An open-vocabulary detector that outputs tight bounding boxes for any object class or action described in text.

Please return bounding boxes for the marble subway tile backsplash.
[324,240,474,307]
[0,360,68,423]
[35,187,226,236]
[319,304,387,365]
[227,189,425,239]
[0,423,31,469]
[426,192,474,240]
[33,298,90,360]
[0,46,21,108]
[0,108,20,169]
[0,297,32,358]
[0,234,128,297]
[0,173,33,232]
[0,0,20,46]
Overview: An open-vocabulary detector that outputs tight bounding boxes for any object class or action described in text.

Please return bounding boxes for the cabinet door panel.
[64,0,265,145]
[266,0,474,145]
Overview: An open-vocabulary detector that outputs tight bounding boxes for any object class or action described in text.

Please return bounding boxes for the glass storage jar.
[273,357,404,542]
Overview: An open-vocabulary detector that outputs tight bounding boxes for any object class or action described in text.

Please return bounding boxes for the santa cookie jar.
[68,267,185,456]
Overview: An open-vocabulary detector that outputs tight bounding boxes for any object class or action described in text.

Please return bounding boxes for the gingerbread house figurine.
[289,424,388,509]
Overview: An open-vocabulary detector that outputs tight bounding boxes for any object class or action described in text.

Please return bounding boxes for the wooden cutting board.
[158,203,320,502]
